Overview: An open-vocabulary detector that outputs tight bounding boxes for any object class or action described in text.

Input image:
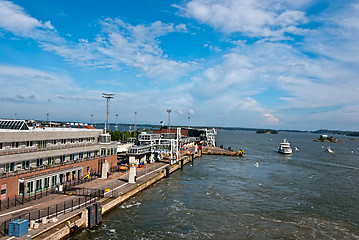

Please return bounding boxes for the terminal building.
[0,119,117,199]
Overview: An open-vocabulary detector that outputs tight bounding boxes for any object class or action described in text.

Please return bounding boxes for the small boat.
[278,139,293,154]
[326,147,334,153]
[237,149,245,156]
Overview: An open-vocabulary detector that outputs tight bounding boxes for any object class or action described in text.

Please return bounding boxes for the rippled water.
[71,130,359,239]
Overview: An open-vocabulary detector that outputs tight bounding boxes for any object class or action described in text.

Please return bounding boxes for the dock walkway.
[0,149,200,239]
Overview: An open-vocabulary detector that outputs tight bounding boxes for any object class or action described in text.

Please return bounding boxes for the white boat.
[278,139,293,154]
[326,147,334,153]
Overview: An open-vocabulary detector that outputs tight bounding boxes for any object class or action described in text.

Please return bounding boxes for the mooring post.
[165,166,170,178]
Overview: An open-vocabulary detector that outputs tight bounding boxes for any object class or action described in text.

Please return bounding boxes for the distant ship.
[278,139,293,154]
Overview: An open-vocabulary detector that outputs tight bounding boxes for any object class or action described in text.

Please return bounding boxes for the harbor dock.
[202,146,244,156]
[0,149,201,240]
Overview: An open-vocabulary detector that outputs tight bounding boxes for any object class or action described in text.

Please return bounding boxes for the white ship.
[278,139,293,154]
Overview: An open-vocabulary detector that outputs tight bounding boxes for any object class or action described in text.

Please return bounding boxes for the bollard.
[165,166,170,178]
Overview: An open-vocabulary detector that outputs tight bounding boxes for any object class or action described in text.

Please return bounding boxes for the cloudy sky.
[0,0,359,131]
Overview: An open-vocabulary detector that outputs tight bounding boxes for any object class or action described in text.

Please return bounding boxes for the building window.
[11,142,20,148]
[37,140,46,149]
[26,141,33,147]
[36,179,42,192]
[87,152,91,158]
[22,160,30,169]
[61,139,67,144]
[27,181,34,194]
[60,155,66,163]
[52,175,57,186]
[79,138,84,142]
[70,154,75,161]
[0,143,2,149]
[36,158,44,167]
[44,177,50,189]
[52,140,57,145]
[70,139,75,144]
[5,163,15,172]
[79,153,83,159]
[48,157,55,165]
[87,166,90,173]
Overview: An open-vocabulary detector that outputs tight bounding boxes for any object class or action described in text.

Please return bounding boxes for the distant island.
[256,129,278,134]
[314,134,344,143]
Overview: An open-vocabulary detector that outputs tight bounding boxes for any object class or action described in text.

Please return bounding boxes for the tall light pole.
[188,116,191,129]
[46,113,49,122]
[91,114,93,127]
[167,109,172,133]
[102,93,114,133]
[134,112,137,138]
[14,113,17,120]
[115,114,118,131]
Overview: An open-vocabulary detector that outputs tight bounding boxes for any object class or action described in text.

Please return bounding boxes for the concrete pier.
[10,151,201,240]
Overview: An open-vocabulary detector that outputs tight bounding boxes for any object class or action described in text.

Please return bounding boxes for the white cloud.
[0,0,55,38]
[179,0,307,38]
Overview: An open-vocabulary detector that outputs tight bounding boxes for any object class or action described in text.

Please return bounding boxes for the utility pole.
[46,113,49,122]
[167,109,172,133]
[102,93,114,133]
[115,114,118,131]
[188,116,191,129]
[91,114,93,127]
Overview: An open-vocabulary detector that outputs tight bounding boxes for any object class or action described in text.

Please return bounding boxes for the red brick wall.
[0,155,118,198]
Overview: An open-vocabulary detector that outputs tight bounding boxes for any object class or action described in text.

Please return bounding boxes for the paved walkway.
[0,161,169,239]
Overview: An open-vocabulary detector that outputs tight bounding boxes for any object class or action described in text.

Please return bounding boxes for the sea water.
[71,130,359,239]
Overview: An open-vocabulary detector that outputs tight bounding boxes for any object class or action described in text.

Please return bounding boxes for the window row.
[0,137,96,150]
[2,151,100,173]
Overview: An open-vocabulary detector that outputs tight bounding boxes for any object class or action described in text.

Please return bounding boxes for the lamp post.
[115,114,118,131]
[167,109,172,133]
[91,114,93,127]
[102,93,114,133]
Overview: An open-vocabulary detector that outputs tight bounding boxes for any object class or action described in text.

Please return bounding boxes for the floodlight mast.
[115,114,118,131]
[102,93,114,133]
[167,109,172,133]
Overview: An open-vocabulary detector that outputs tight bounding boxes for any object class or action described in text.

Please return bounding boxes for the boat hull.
[278,148,292,154]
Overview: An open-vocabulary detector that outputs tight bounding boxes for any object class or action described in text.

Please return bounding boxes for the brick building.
[0,119,117,198]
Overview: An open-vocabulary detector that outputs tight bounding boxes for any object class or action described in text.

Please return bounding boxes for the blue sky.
[0,0,359,131]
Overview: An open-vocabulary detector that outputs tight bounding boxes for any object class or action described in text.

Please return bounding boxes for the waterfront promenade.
[0,161,167,239]
[0,146,201,239]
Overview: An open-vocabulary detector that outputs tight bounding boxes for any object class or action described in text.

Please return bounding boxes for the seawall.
[30,152,201,240]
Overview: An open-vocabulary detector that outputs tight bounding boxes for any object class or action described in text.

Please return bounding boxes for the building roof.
[0,119,29,130]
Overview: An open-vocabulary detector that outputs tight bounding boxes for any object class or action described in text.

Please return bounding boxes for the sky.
[0,0,359,131]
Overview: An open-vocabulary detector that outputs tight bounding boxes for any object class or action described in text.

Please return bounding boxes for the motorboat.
[278,139,293,154]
